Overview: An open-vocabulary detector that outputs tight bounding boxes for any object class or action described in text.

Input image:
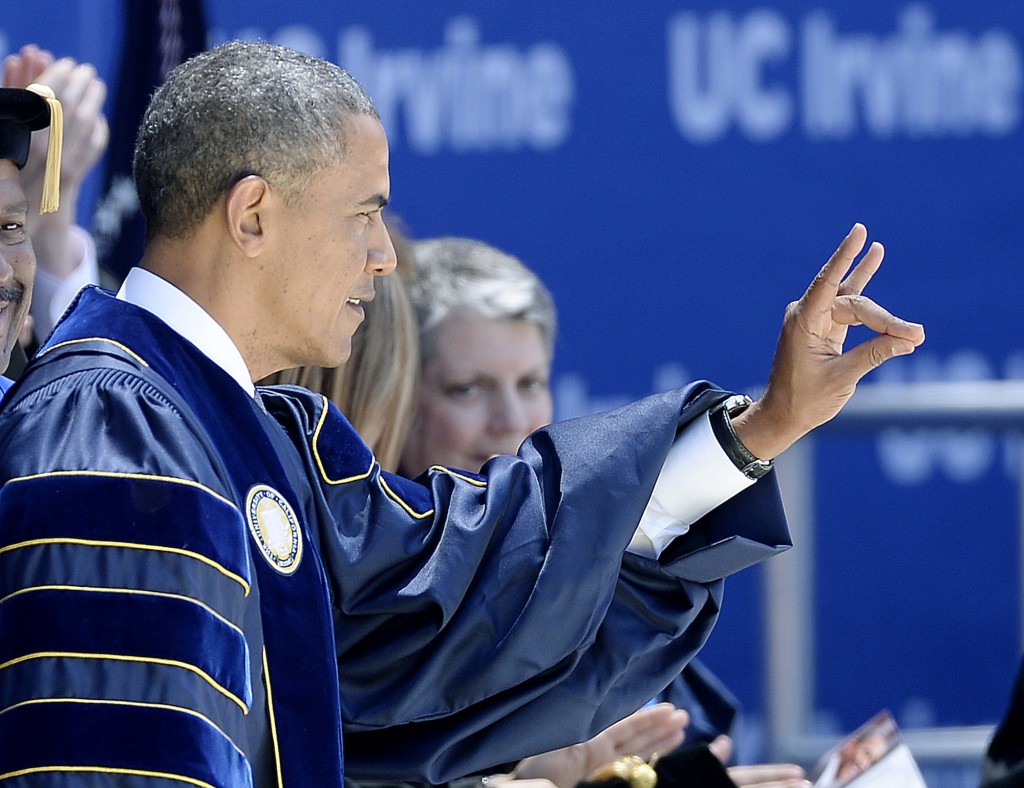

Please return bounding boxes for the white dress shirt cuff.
[627,411,755,559]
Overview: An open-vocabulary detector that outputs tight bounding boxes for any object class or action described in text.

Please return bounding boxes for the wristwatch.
[708,394,774,480]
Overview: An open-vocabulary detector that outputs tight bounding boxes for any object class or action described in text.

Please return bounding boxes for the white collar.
[116,268,255,397]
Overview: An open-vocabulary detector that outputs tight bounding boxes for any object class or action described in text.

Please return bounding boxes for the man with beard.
[0,82,60,397]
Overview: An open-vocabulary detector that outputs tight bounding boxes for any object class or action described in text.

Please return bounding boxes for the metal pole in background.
[764,381,1024,765]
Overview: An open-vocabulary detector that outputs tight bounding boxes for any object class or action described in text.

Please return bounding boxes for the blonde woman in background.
[399,236,808,788]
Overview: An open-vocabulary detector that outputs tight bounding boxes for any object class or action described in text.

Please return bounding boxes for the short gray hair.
[408,237,557,365]
[134,40,379,238]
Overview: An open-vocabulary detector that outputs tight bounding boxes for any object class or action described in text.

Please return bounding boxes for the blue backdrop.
[3,0,1022,757]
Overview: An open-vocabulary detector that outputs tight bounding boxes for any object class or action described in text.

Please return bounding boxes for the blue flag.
[93,0,207,283]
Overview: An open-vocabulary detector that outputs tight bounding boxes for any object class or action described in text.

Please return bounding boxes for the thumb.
[839,334,921,383]
[708,734,733,765]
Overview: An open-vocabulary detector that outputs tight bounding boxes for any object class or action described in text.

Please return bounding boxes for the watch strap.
[708,394,773,480]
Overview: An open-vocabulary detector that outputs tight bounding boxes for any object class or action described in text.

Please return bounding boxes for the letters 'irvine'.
[339,17,575,155]
[667,5,1023,144]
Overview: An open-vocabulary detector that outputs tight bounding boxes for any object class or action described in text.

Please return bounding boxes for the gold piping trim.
[263,649,285,788]
[311,395,374,485]
[0,697,245,757]
[0,652,248,714]
[35,337,149,366]
[429,465,488,488]
[6,469,234,509]
[308,396,487,519]
[378,476,433,520]
[0,765,215,787]
[0,537,249,598]
[0,586,244,638]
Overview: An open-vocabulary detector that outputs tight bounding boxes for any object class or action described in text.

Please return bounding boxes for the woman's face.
[400,312,553,477]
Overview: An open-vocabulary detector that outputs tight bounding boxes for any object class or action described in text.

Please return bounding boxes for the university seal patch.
[245,485,303,575]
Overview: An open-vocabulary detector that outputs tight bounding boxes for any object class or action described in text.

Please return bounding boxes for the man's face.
[264,114,397,371]
[0,159,34,375]
[400,312,553,477]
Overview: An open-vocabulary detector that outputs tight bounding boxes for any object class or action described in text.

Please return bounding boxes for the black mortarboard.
[0,84,63,213]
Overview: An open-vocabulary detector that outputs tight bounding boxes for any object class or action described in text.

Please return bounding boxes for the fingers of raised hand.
[831,294,925,344]
[801,223,869,312]
[627,717,687,761]
[726,762,809,787]
[28,61,110,184]
[38,59,106,122]
[63,71,110,175]
[602,704,689,760]
[836,333,922,385]
[824,242,884,347]
[89,114,111,160]
[2,45,55,87]
[839,240,884,297]
[488,776,559,788]
[1,55,15,87]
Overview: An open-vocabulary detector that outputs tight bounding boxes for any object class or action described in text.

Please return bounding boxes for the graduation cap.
[0,84,63,213]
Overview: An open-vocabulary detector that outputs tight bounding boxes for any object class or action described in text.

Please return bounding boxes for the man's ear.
[225,175,271,258]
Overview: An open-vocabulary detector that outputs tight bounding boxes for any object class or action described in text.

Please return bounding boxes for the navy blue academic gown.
[661,659,741,745]
[0,375,11,398]
[0,285,791,786]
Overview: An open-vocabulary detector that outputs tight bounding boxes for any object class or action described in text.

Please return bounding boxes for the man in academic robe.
[0,41,924,787]
[0,83,60,397]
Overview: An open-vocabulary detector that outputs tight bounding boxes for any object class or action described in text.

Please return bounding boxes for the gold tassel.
[590,755,659,788]
[25,83,63,214]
